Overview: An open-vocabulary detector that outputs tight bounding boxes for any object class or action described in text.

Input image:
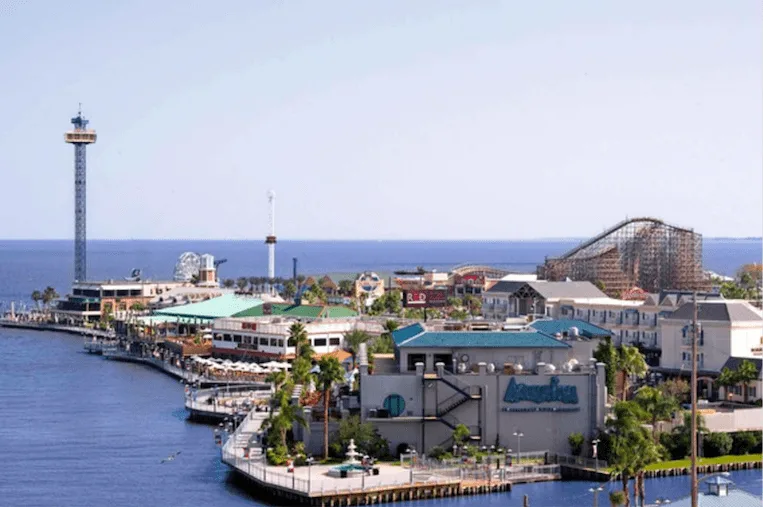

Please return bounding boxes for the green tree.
[609,490,626,507]
[42,286,59,311]
[568,432,585,456]
[315,356,346,459]
[593,336,618,394]
[222,278,235,288]
[718,360,760,404]
[307,282,327,303]
[330,415,389,459]
[291,357,313,385]
[282,281,297,300]
[344,329,370,368]
[452,423,471,445]
[615,345,648,401]
[236,277,248,291]
[248,276,258,292]
[658,378,690,403]
[662,412,707,460]
[338,279,354,296]
[129,302,146,311]
[736,360,759,404]
[384,290,403,315]
[608,401,650,507]
[449,308,468,321]
[447,296,462,308]
[288,323,312,360]
[703,432,733,458]
[31,290,42,311]
[634,386,679,440]
[463,294,481,316]
[265,370,289,390]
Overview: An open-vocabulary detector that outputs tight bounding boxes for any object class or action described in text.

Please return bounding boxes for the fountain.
[327,439,367,477]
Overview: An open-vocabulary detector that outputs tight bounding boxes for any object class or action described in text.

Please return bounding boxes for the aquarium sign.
[503,376,578,405]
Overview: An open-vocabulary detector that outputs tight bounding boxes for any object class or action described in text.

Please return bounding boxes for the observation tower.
[64,106,96,282]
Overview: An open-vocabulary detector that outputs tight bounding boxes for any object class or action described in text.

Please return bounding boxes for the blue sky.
[1,1,760,240]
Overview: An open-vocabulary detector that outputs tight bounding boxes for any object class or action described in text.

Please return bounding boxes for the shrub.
[660,431,686,461]
[731,431,762,455]
[609,490,626,506]
[427,446,447,459]
[396,443,410,458]
[568,432,585,456]
[266,445,289,465]
[703,432,733,458]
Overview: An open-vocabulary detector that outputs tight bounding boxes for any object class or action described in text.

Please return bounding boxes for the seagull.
[160,451,182,463]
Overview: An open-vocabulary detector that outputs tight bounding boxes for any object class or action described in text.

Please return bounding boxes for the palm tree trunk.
[743,383,748,404]
[633,474,642,507]
[323,389,330,459]
[621,370,628,401]
[621,475,630,507]
[638,472,646,506]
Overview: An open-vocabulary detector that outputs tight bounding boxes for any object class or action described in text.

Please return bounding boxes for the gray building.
[482,281,607,320]
[359,323,607,456]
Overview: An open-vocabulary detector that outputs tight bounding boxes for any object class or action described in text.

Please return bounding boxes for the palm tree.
[266,370,289,391]
[42,286,59,313]
[248,276,257,292]
[288,323,312,360]
[31,290,42,312]
[344,329,370,368]
[315,356,346,459]
[615,345,648,401]
[282,281,297,301]
[608,401,648,507]
[338,279,354,296]
[222,278,235,288]
[736,360,759,404]
[236,277,248,292]
[634,386,678,440]
[609,491,626,507]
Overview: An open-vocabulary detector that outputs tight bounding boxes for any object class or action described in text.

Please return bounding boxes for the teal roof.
[155,294,262,320]
[392,323,425,345]
[396,329,569,349]
[233,303,358,319]
[529,319,613,339]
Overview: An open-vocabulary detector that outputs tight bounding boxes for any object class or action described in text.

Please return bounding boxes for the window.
[287,337,296,347]
[749,386,757,398]
[407,354,425,372]
[329,337,341,346]
[314,338,327,347]
[278,339,284,348]
[270,338,278,346]
[259,337,268,346]
[223,334,231,342]
[233,335,241,343]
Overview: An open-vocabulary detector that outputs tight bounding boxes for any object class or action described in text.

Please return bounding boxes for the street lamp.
[588,486,604,507]
[654,499,671,505]
[513,430,524,464]
[592,439,600,474]
[307,456,314,492]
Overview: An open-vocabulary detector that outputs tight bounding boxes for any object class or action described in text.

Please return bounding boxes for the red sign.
[404,290,448,308]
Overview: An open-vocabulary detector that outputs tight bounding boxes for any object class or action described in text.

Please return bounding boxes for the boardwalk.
[221,409,560,505]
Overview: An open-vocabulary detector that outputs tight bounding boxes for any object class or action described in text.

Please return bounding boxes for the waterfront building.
[359,323,607,455]
[54,280,191,323]
[481,280,607,320]
[211,315,377,360]
[658,300,763,395]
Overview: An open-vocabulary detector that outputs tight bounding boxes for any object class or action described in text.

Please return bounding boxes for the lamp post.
[588,486,603,507]
[307,456,314,493]
[592,439,600,474]
[513,430,523,464]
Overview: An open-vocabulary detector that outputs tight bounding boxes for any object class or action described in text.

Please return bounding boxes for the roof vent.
[569,327,579,337]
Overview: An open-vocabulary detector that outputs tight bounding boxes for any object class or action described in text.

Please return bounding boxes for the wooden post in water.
[523,494,529,507]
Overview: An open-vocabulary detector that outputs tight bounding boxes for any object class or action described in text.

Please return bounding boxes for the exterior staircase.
[424,369,482,445]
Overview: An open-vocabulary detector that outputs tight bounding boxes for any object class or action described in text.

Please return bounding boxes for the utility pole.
[690,291,699,507]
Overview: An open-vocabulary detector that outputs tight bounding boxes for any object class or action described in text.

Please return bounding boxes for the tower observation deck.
[64,107,96,282]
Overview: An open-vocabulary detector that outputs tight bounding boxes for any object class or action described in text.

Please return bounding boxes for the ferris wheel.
[173,252,201,282]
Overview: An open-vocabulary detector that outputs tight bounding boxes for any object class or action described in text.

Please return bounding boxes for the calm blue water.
[0,238,760,310]
[0,329,760,507]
